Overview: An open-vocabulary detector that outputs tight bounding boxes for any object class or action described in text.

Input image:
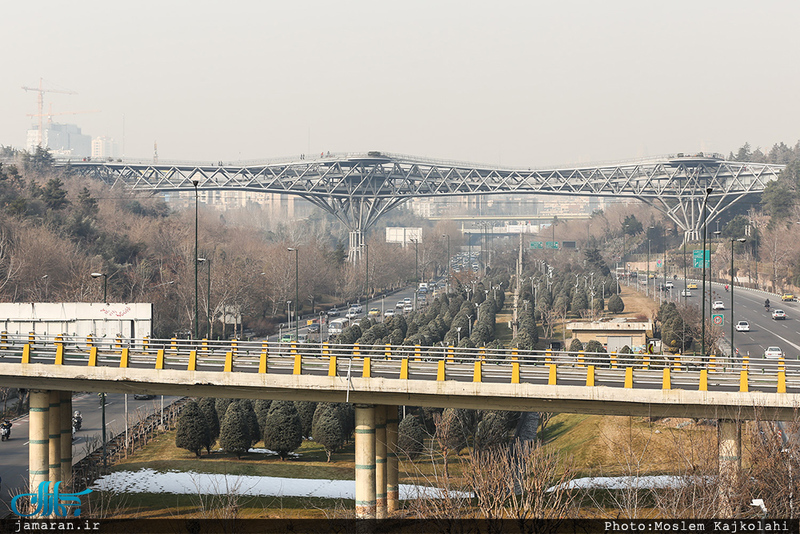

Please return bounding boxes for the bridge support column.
[386,405,399,515]
[60,391,72,487]
[354,404,376,519]
[375,405,387,519]
[718,419,741,517]
[29,390,50,504]
[48,391,61,484]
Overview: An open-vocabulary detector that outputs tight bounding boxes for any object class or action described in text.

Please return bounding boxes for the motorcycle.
[72,415,82,432]
[0,424,11,441]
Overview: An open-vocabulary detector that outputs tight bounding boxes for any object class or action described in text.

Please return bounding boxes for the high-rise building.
[91,136,118,159]
[26,122,91,158]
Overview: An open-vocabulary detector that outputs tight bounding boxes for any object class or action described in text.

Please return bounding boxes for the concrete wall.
[0,302,152,338]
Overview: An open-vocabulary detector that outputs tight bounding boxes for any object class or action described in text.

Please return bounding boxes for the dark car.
[133,394,156,400]
[307,323,320,333]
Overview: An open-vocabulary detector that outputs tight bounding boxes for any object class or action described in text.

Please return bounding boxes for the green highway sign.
[692,249,710,268]
[545,241,559,249]
[530,241,544,249]
[712,314,724,326]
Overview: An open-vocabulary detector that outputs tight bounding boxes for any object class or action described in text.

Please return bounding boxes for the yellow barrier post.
[187,350,196,371]
[363,357,371,378]
[610,352,617,369]
[586,366,595,387]
[119,348,129,368]
[55,334,64,365]
[115,334,123,354]
[328,355,337,377]
[224,351,233,372]
[662,368,671,390]
[512,360,520,384]
[414,345,421,361]
[740,370,749,392]
[548,364,557,385]
[672,354,680,371]
[400,358,409,379]
[293,353,302,375]
[86,334,93,348]
[22,343,31,364]
[322,342,329,356]
[142,336,149,353]
[0,331,7,349]
[232,339,239,357]
[354,343,360,359]
[385,344,391,359]
[155,349,165,370]
[437,360,445,381]
[578,350,585,367]
[473,360,482,382]
[643,354,650,369]
[88,346,97,366]
[545,350,552,363]
[202,338,209,356]
[479,347,486,360]
[624,367,633,388]
[709,354,716,372]
[170,337,177,356]
[699,369,708,391]
[259,342,268,374]
[447,346,454,360]
[778,371,787,394]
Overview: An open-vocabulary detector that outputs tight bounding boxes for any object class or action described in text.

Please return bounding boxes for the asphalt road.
[0,393,179,515]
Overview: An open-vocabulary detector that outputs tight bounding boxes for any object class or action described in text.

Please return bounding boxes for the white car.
[384,309,395,317]
[765,346,783,359]
[665,280,674,289]
[681,289,692,297]
[735,321,750,332]
[345,309,359,319]
[396,300,405,309]
[403,304,413,313]
[712,301,725,310]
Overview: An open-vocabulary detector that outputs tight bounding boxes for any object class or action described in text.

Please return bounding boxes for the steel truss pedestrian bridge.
[64,152,785,261]
[2,334,797,519]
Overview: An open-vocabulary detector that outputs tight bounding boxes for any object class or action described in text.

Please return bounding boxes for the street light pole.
[412,239,419,311]
[647,239,651,297]
[731,237,746,360]
[198,258,211,336]
[364,243,369,319]
[90,271,108,468]
[701,187,713,359]
[441,234,450,294]
[192,179,199,339]
[288,248,299,342]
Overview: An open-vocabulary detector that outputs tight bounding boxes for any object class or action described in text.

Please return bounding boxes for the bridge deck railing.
[1,334,796,394]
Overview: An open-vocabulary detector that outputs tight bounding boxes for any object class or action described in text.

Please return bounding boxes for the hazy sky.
[4,1,800,168]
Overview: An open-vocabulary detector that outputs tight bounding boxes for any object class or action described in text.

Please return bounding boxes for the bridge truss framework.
[66,153,784,261]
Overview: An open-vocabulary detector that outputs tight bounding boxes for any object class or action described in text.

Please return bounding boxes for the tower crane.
[21,78,77,146]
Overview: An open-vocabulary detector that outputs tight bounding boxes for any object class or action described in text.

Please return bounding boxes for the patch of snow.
[92,469,470,500]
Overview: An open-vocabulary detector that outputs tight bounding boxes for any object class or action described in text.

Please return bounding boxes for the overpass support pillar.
[60,391,72,487]
[29,390,50,502]
[386,405,399,515]
[375,405,387,519]
[718,419,742,517]
[48,391,61,484]
[354,404,376,519]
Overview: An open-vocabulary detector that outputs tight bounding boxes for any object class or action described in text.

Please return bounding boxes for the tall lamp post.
[198,258,211,336]
[364,243,369,319]
[411,238,419,311]
[701,187,713,360]
[90,271,108,468]
[192,179,200,339]
[730,237,746,360]
[646,239,651,297]
[441,234,450,294]
[288,248,299,342]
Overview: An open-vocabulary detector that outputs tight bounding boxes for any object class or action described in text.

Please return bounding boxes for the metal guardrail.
[0,333,796,394]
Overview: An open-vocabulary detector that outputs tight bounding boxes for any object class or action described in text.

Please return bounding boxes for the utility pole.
[512,233,522,338]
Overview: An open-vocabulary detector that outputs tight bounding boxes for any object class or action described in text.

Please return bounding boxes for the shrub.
[175,400,210,458]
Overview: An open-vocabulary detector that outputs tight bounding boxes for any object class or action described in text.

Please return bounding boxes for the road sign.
[545,241,559,249]
[692,249,710,268]
[712,314,723,325]
[530,241,543,249]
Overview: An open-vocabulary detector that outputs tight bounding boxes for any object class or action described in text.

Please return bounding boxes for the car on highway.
[687,282,698,289]
[735,321,750,332]
[307,323,320,333]
[403,304,413,313]
[665,280,674,289]
[384,309,395,317]
[681,289,692,297]
[772,309,787,320]
[368,308,380,317]
[712,301,725,310]
[765,346,783,359]
[280,333,295,342]
[345,309,359,319]
[327,308,340,317]
[133,394,155,400]
[782,293,796,302]
[396,300,405,309]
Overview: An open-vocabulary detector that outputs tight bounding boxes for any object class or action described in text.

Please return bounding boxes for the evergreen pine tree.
[397,414,426,459]
[254,399,272,436]
[263,400,303,460]
[311,403,346,461]
[294,401,317,439]
[215,398,234,423]
[197,397,220,453]
[175,400,210,458]
[239,399,261,447]
[219,401,251,459]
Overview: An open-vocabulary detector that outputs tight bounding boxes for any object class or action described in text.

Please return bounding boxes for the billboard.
[385,227,423,247]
